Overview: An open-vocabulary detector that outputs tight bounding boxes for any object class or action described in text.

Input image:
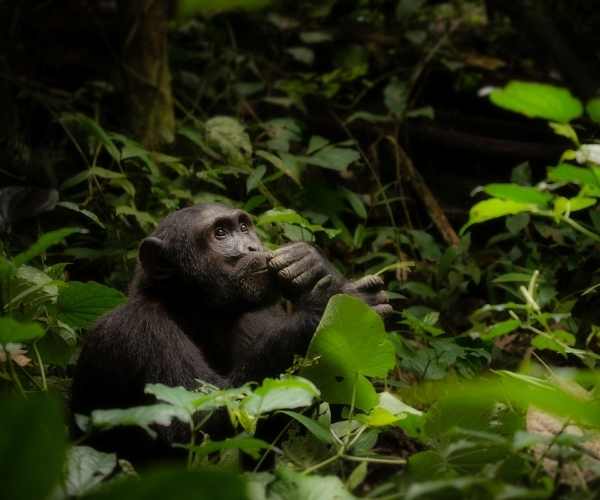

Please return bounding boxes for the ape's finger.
[373,304,393,317]
[352,275,384,292]
[277,254,320,283]
[312,274,333,294]
[268,244,307,271]
[289,264,326,290]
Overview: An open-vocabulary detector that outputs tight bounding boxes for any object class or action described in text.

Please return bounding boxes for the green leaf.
[553,196,596,218]
[85,468,246,500]
[481,319,521,341]
[241,376,320,416]
[302,146,360,172]
[256,150,301,185]
[531,330,576,355]
[0,316,45,344]
[341,188,367,219]
[1,395,66,500]
[301,295,395,411]
[145,383,206,414]
[270,467,355,500]
[190,435,271,459]
[463,199,536,232]
[489,81,583,123]
[13,227,82,267]
[482,183,552,207]
[587,97,600,123]
[278,410,334,444]
[60,113,120,161]
[384,77,408,117]
[547,163,600,193]
[62,446,117,498]
[549,122,579,145]
[56,281,125,329]
[246,165,267,193]
[205,116,252,164]
[256,208,339,238]
[57,201,105,228]
[91,404,190,439]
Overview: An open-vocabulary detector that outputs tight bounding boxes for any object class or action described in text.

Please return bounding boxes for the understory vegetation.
[2,1,600,499]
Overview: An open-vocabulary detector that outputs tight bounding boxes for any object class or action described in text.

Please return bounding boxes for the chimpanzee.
[71,203,391,458]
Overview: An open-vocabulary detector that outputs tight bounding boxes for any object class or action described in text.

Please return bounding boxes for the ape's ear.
[139,237,172,279]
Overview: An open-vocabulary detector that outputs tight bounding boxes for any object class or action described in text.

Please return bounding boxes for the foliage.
[3,0,600,498]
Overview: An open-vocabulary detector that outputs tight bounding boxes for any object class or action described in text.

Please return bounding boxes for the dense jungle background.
[2,1,600,498]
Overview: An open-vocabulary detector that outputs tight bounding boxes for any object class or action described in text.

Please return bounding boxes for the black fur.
[71,203,391,459]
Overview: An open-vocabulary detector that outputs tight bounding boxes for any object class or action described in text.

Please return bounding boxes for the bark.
[121,0,175,150]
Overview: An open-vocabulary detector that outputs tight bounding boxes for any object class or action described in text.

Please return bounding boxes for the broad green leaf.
[62,446,117,498]
[489,81,583,123]
[482,183,552,207]
[1,395,66,500]
[587,98,600,123]
[0,316,45,344]
[241,376,320,416]
[56,281,125,329]
[481,319,521,341]
[91,404,190,439]
[189,435,271,459]
[463,199,535,232]
[278,410,334,444]
[301,295,395,411]
[531,330,576,355]
[85,468,246,500]
[13,227,81,267]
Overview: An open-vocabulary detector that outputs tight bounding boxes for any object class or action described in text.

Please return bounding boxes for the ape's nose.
[247,243,260,252]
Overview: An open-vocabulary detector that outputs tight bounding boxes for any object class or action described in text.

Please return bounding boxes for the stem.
[302,451,343,475]
[561,215,600,242]
[4,347,26,397]
[341,455,406,465]
[32,342,47,391]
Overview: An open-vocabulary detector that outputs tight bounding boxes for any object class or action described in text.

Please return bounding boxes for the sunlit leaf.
[0,316,45,344]
[241,376,320,416]
[301,295,395,410]
[489,81,583,123]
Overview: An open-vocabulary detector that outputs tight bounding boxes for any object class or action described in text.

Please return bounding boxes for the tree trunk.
[121,0,175,150]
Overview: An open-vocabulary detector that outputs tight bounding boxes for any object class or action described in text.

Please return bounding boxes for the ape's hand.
[343,275,393,318]
[268,242,343,304]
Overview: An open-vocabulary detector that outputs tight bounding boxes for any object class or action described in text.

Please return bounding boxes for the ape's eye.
[240,223,249,232]
[214,227,227,238]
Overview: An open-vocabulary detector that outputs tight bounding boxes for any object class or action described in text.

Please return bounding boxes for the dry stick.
[394,141,460,247]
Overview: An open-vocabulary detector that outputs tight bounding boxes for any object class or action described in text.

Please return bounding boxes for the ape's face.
[139,204,277,310]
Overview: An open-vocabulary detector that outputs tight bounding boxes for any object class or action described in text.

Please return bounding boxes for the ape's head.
[137,204,277,310]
